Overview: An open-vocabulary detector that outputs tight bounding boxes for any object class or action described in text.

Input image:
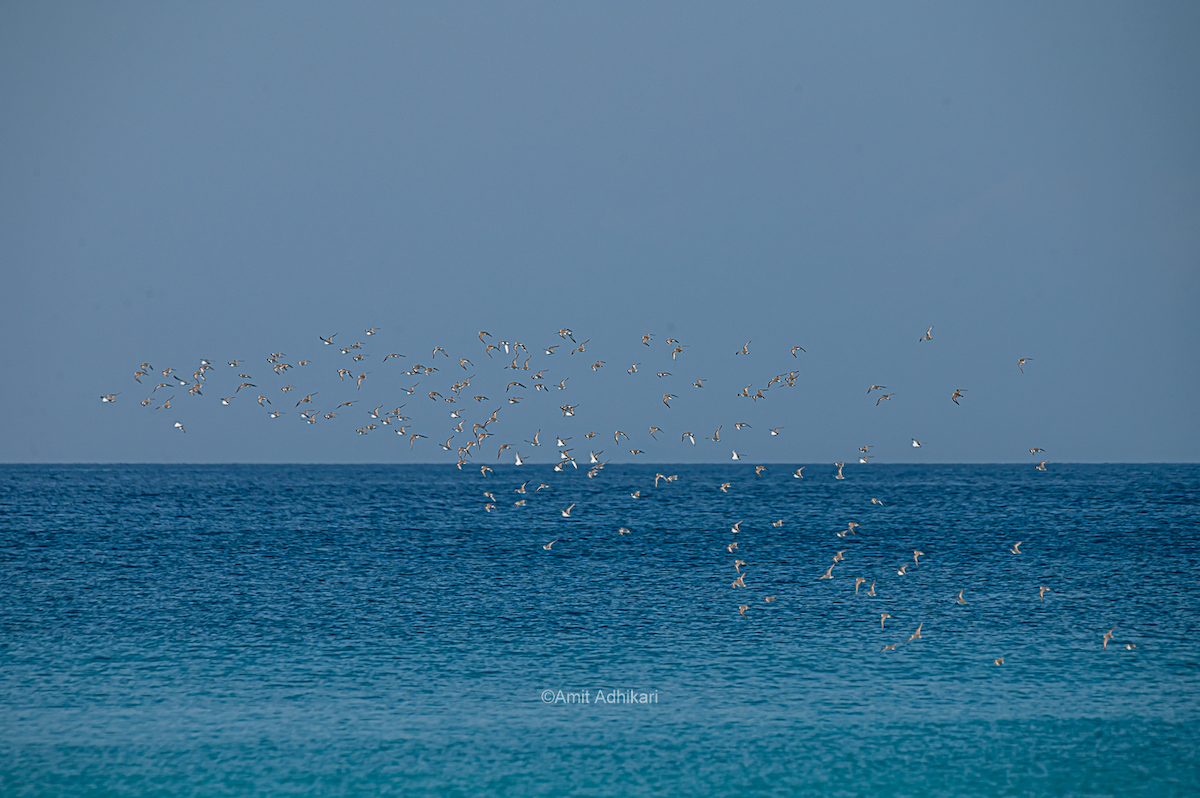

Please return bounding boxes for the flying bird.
[919,326,933,342]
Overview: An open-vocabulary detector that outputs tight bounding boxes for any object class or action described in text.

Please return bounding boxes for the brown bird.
[880,613,891,629]
[1103,628,1115,650]
[951,388,966,405]
[907,622,924,642]
[854,576,866,595]
[1018,358,1032,373]
[1039,586,1050,601]
[919,326,933,342]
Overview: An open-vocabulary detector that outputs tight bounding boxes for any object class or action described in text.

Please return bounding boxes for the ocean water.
[1,463,1197,797]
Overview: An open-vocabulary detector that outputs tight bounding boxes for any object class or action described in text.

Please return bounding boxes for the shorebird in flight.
[1036,461,1048,471]
[320,333,338,345]
[735,341,751,356]
[681,432,696,445]
[1103,628,1115,650]
[791,345,805,356]
[957,589,967,605]
[919,326,933,342]
[793,467,805,478]
[880,613,891,629]
[542,539,559,550]
[101,394,118,402]
[1018,358,1032,373]
[907,623,924,642]
[560,503,576,518]
[867,385,887,394]
[1039,586,1050,601]
[994,657,1005,666]
[911,439,922,448]
[876,393,894,406]
[1030,447,1045,454]
[951,389,966,405]
[1010,541,1023,554]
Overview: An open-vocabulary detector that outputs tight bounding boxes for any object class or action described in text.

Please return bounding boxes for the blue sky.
[1,2,1197,463]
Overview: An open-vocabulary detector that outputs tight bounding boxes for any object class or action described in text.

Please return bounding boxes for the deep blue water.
[1,464,1198,796]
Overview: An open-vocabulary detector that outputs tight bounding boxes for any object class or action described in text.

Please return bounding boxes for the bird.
[994,657,1005,666]
[881,643,898,652]
[542,539,559,550]
[734,422,751,430]
[1039,586,1050,601]
[870,498,884,505]
[731,521,743,533]
[710,426,722,442]
[876,393,894,406]
[1036,461,1048,471]
[614,430,629,443]
[692,379,706,388]
[791,345,805,356]
[770,427,783,436]
[618,527,631,536]
[913,550,925,566]
[867,385,887,394]
[1030,447,1045,454]
[1103,628,1115,650]
[100,394,119,402]
[819,565,834,580]
[764,596,776,603]
[956,589,967,605]
[919,326,933,342]
[951,389,966,405]
[1018,358,1032,373]
[560,503,576,518]
[738,605,749,617]
[731,451,744,460]
[662,393,676,408]
[854,576,866,595]
[834,462,845,480]
[907,622,923,642]
[911,439,922,448]
[1010,541,1022,554]
[735,341,751,356]
[320,333,338,345]
[642,334,653,346]
[880,614,891,629]
[173,421,185,433]
[681,432,696,445]
[897,565,909,576]
[793,467,805,479]
[867,580,877,596]
[719,483,731,493]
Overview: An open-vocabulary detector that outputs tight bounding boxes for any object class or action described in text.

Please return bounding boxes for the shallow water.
[1,464,1197,796]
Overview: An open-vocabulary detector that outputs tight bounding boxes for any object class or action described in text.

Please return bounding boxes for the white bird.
[514,452,526,466]
[560,503,576,518]
[911,439,922,448]
[173,421,185,433]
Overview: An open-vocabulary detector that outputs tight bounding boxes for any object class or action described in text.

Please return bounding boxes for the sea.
[1,464,1197,797]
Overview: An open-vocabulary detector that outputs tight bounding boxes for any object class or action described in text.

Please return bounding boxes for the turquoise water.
[1,464,1198,796]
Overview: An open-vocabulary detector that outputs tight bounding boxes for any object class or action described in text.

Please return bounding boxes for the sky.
[1,2,1197,464]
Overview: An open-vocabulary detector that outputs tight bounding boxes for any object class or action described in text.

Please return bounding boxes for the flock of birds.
[105,325,1126,658]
